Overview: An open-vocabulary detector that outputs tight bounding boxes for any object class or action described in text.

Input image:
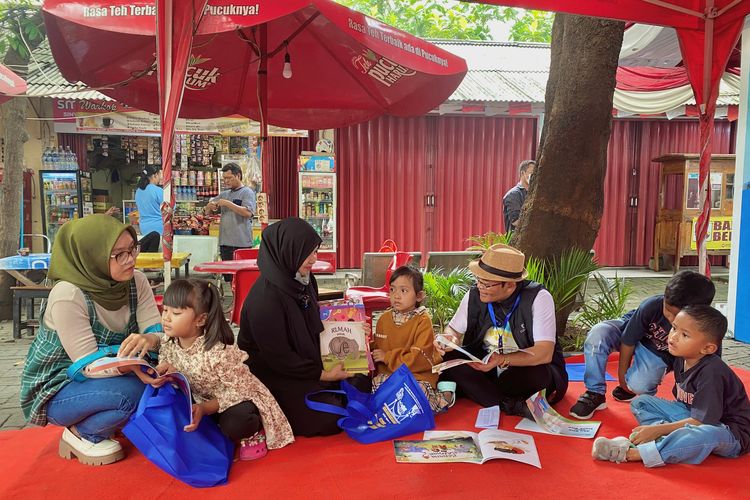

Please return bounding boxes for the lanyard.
[487,294,521,329]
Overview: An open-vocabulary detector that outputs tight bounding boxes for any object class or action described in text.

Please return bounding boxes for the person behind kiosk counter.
[20,215,163,466]
[434,243,568,417]
[592,305,750,467]
[204,163,256,282]
[134,165,163,252]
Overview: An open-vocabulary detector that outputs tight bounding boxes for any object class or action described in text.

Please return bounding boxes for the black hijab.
[257,217,323,308]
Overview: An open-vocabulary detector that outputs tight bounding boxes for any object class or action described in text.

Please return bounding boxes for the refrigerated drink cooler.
[39,170,92,245]
[298,152,336,272]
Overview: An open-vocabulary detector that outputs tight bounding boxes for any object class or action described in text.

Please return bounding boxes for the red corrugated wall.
[335,115,536,268]
[266,133,317,219]
[593,120,637,266]
[333,115,735,269]
[594,119,735,266]
[336,115,430,268]
[433,116,537,251]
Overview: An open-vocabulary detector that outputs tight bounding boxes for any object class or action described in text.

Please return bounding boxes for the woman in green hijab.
[20,215,163,466]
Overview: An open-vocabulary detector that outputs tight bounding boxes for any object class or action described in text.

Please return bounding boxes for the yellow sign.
[690,216,732,250]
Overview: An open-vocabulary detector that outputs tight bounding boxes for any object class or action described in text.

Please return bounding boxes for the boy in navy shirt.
[592,305,750,466]
[570,271,714,419]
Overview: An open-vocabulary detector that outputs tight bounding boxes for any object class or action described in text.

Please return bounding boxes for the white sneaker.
[59,428,124,466]
[591,436,632,463]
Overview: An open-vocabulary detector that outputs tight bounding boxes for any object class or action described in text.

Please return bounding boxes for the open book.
[87,357,195,424]
[431,334,532,374]
[394,429,540,467]
[515,390,601,439]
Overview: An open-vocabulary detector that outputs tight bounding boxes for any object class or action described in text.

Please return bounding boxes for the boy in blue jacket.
[570,271,714,420]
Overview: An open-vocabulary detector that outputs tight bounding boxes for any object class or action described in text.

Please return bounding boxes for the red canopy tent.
[41,0,467,279]
[470,0,750,275]
[0,64,27,104]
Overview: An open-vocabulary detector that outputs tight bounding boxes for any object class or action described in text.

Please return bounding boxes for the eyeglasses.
[110,245,140,265]
[475,278,504,289]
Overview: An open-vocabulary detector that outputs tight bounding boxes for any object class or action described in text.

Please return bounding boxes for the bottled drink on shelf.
[49,147,60,170]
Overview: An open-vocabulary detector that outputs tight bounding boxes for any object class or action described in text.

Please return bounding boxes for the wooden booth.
[652,154,735,271]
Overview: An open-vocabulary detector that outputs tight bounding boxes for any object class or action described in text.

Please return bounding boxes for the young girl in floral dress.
[154,278,293,460]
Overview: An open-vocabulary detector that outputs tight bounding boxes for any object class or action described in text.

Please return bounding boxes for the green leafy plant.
[524,256,545,284]
[543,248,599,313]
[558,324,589,352]
[423,267,474,332]
[574,273,632,330]
[465,231,511,252]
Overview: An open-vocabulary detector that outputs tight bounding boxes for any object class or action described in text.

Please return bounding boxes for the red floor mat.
[2,360,749,499]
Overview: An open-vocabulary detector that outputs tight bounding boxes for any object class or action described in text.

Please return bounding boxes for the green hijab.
[48,214,139,311]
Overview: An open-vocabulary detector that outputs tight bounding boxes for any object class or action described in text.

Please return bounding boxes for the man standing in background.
[503,160,535,233]
[205,162,255,282]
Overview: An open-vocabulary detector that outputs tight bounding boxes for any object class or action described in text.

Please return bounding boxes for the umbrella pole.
[259,24,269,229]
[696,9,716,277]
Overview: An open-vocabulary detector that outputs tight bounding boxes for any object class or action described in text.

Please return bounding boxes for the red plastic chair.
[154,294,164,315]
[231,268,261,325]
[233,248,259,260]
[345,251,413,320]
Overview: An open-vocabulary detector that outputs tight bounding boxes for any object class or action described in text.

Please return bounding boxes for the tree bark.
[0,96,29,319]
[513,14,624,261]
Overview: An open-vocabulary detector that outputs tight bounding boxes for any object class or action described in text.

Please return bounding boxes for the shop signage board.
[690,216,732,250]
[52,98,308,137]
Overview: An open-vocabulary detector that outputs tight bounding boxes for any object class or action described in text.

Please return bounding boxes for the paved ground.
[1,268,748,431]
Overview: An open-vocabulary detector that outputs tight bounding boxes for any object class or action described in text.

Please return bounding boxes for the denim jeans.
[583,320,668,395]
[46,375,145,443]
[631,395,741,467]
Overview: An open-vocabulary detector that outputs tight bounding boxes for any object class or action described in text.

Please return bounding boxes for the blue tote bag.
[123,381,234,488]
[305,364,435,444]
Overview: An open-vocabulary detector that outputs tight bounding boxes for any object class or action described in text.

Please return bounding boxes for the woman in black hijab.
[238,218,352,436]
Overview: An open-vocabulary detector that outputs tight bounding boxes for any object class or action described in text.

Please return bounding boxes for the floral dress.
[160,336,294,449]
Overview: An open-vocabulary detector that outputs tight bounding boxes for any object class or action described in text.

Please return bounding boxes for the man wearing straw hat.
[435,244,568,415]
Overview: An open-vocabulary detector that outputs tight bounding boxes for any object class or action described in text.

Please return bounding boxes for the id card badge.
[501,327,520,354]
[482,326,505,353]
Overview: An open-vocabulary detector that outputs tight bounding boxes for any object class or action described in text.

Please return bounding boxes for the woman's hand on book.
[118,333,159,358]
[320,363,351,381]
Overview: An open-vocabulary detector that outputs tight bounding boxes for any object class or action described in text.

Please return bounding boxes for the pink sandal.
[239,430,268,461]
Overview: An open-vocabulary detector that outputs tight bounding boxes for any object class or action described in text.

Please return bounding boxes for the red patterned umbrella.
[42,0,467,278]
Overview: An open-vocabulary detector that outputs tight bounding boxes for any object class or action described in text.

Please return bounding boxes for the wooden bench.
[361,252,421,287]
[424,251,481,272]
[11,285,52,339]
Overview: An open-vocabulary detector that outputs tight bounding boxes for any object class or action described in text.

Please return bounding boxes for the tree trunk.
[0,96,29,319]
[513,14,624,261]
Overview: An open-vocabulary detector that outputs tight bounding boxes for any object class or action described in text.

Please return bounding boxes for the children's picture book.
[86,356,155,374]
[514,390,601,439]
[394,429,540,468]
[319,298,367,322]
[87,358,195,425]
[319,297,372,373]
[431,334,532,374]
[320,321,370,374]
